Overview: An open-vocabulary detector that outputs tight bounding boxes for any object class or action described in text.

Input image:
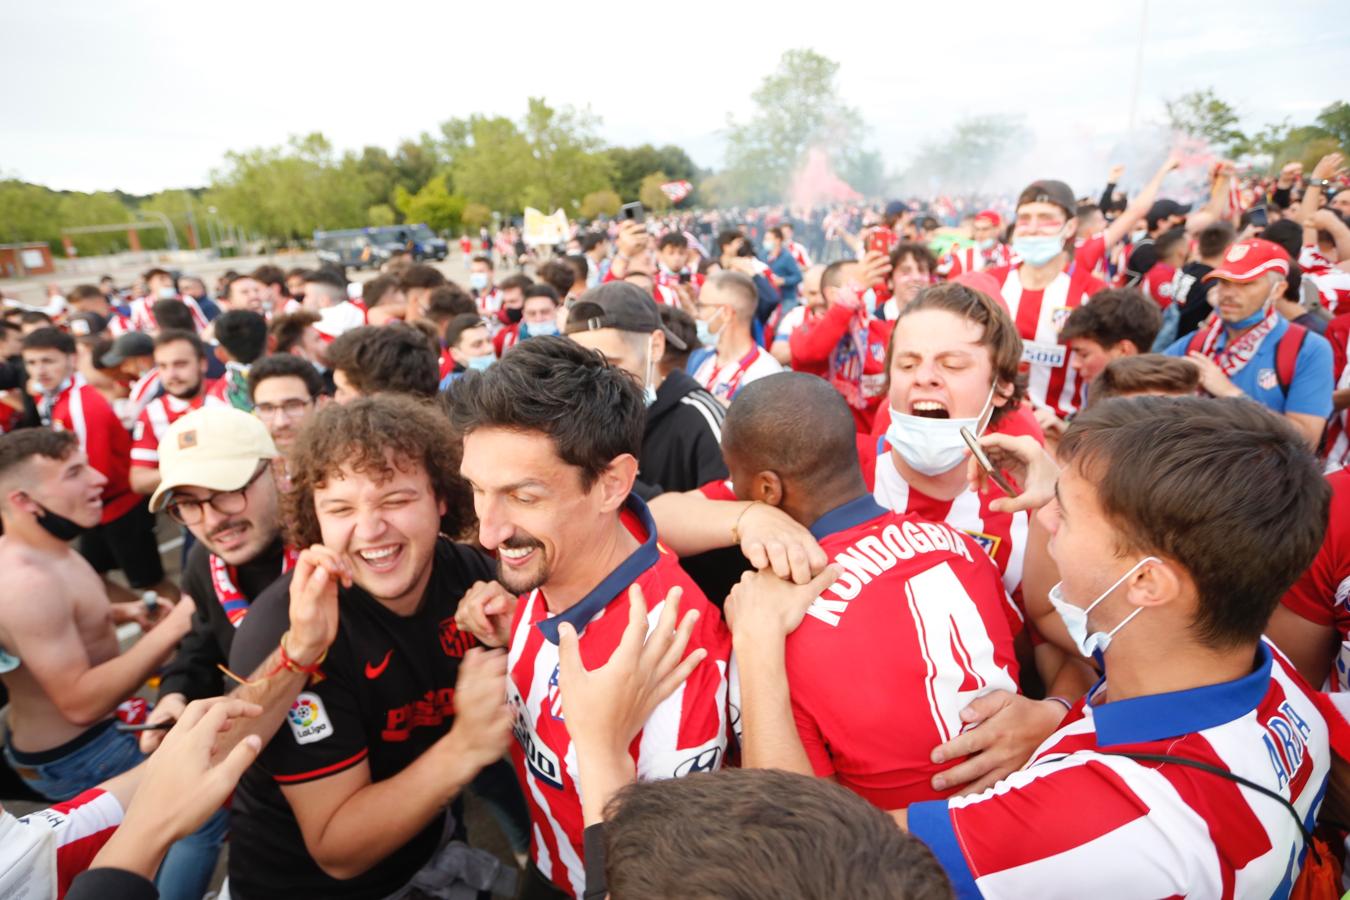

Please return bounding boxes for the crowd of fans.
[1,149,1350,899]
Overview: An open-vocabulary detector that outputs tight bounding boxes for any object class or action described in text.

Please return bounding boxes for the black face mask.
[505,307,523,324]
[31,500,89,542]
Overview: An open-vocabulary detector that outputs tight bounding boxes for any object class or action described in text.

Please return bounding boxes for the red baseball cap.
[974,209,1002,228]
[1203,238,1291,283]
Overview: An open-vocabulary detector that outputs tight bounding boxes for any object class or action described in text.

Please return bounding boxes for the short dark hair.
[303,268,347,291]
[658,233,688,251]
[152,299,196,332]
[213,310,268,364]
[1076,203,1102,221]
[248,352,324,400]
[498,273,532,294]
[144,267,172,282]
[154,328,206,361]
[724,373,863,500]
[716,229,744,254]
[21,327,75,355]
[470,255,494,270]
[768,226,785,241]
[1059,397,1330,649]
[362,274,402,308]
[1059,288,1162,353]
[1197,221,1236,259]
[603,769,952,900]
[0,428,78,486]
[268,311,321,355]
[562,254,589,289]
[658,305,697,369]
[447,336,643,490]
[523,284,561,307]
[20,311,53,328]
[285,267,311,283]
[536,260,576,298]
[1089,354,1201,403]
[251,264,288,294]
[1154,227,1188,259]
[425,284,476,325]
[581,233,606,252]
[326,323,438,398]
[444,313,488,350]
[889,241,937,275]
[821,259,852,293]
[398,264,446,292]
[68,284,105,305]
[285,394,473,547]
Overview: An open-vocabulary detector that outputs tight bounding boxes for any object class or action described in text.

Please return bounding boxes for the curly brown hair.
[285,395,474,547]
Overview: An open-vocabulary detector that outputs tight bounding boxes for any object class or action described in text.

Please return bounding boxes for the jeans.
[4,720,226,900]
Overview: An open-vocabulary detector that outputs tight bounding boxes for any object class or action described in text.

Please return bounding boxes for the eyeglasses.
[254,398,313,420]
[165,463,268,526]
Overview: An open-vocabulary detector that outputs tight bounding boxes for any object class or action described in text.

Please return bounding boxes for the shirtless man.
[0,428,194,801]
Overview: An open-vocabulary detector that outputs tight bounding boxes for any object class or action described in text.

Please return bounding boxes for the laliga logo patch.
[177,429,197,449]
[1257,368,1278,391]
[287,691,333,744]
[1228,244,1250,261]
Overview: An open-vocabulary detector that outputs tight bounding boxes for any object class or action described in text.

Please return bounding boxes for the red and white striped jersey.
[987,261,1103,419]
[787,495,1020,809]
[35,374,139,525]
[476,288,502,317]
[0,788,123,899]
[130,386,224,468]
[1281,469,1350,688]
[938,242,1014,280]
[1300,245,1350,315]
[787,240,811,269]
[506,497,732,897]
[119,367,162,428]
[870,439,1029,610]
[908,641,1333,900]
[1324,361,1350,473]
[128,294,210,333]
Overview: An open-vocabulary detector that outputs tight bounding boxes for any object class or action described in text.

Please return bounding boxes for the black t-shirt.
[225,539,495,900]
[1175,261,1217,339]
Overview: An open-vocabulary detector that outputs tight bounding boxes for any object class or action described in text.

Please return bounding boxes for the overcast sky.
[3,0,1347,198]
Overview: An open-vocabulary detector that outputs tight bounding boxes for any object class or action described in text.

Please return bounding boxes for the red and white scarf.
[209,546,300,627]
[1193,307,1280,377]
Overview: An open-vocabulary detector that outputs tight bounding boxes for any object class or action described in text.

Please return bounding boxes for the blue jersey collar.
[808,494,890,541]
[536,494,660,645]
[1092,642,1273,746]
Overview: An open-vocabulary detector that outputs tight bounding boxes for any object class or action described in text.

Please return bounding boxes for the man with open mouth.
[450,336,733,899]
[224,395,520,900]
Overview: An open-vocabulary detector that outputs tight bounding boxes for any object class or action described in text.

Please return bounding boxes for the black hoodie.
[639,369,747,605]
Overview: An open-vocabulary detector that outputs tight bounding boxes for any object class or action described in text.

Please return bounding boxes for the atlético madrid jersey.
[1281,469,1350,689]
[908,642,1334,899]
[507,495,732,897]
[789,495,1021,809]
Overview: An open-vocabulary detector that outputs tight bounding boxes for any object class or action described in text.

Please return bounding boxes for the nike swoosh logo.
[365,650,392,680]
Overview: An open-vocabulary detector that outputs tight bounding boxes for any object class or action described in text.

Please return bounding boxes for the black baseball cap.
[67,311,108,338]
[1146,198,1191,225]
[566,282,688,351]
[98,331,154,367]
[1018,180,1077,217]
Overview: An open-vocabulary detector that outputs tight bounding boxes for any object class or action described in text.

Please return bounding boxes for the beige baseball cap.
[149,407,278,512]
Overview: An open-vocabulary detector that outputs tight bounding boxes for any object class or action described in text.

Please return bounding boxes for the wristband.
[278,630,327,679]
[1046,695,1074,712]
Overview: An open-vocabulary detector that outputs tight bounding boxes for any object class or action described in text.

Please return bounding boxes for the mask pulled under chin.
[33,501,90,542]
[885,385,995,476]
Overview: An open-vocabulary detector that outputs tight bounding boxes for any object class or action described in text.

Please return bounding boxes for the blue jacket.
[767,249,803,303]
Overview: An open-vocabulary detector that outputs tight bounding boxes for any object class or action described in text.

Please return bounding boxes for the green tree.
[395,176,465,233]
[580,188,621,219]
[367,203,396,226]
[1164,88,1246,154]
[462,203,492,231]
[722,49,872,205]
[1314,101,1350,150]
[639,172,672,213]
[605,144,698,200]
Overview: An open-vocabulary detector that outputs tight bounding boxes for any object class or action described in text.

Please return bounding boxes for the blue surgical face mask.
[466,354,495,372]
[643,335,658,407]
[1047,556,1158,658]
[523,321,560,339]
[1011,233,1066,267]
[696,314,720,348]
[976,238,996,251]
[469,273,489,291]
[886,384,995,476]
